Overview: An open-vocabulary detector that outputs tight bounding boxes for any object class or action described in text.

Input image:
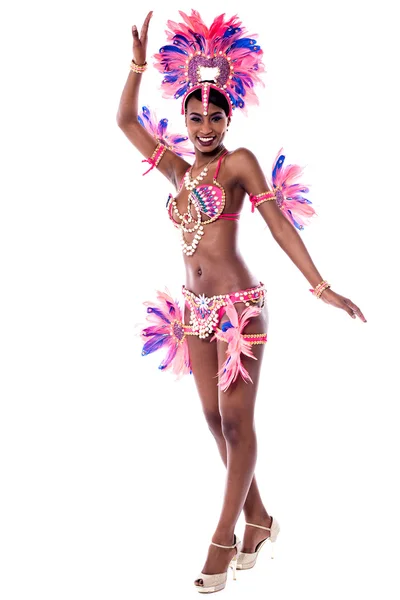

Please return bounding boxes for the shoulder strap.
[214,151,229,180]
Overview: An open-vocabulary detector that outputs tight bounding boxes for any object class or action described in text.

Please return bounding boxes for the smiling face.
[185,95,230,153]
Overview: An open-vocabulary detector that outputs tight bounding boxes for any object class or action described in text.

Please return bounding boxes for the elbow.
[271,217,294,243]
[271,225,285,242]
[267,217,285,241]
[116,112,126,129]
[116,112,137,129]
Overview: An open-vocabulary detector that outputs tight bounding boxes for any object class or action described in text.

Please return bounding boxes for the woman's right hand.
[132,11,153,66]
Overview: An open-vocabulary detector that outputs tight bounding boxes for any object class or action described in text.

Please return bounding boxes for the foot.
[194,536,238,588]
[241,515,273,553]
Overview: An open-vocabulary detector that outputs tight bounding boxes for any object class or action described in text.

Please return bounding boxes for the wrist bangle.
[130,60,147,74]
[309,280,331,298]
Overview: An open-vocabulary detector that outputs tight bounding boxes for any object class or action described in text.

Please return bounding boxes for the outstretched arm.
[116,11,188,188]
[233,148,367,322]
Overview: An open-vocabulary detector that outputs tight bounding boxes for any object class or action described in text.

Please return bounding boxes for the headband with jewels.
[153,10,265,117]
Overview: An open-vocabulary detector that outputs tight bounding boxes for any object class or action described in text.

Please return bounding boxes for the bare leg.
[186,308,268,524]
[208,421,272,553]
[186,303,269,523]
[188,307,271,584]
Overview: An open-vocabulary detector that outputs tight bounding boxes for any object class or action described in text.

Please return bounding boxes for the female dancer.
[116,10,366,593]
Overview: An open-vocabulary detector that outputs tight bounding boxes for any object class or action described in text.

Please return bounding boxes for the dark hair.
[184,84,230,117]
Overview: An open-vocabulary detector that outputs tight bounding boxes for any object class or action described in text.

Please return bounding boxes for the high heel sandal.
[194,534,241,594]
[236,517,280,570]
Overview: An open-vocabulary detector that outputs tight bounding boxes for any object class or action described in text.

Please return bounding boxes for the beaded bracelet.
[311,280,330,297]
[249,191,276,213]
[142,142,167,175]
[309,280,331,298]
[130,60,147,74]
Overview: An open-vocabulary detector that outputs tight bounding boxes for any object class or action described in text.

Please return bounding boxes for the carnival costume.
[137,11,321,391]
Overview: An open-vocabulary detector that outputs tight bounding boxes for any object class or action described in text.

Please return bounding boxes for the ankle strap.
[246,522,271,531]
[211,534,237,549]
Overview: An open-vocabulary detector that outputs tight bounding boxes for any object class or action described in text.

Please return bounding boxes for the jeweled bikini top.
[166,151,239,256]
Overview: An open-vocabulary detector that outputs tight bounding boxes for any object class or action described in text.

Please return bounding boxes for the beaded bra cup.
[167,180,227,225]
[166,151,239,256]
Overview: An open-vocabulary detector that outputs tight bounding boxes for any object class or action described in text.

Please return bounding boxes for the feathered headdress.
[153,10,265,117]
[138,105,194,157]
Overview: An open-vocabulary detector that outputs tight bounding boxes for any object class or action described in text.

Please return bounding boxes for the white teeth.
[199,137,214,142]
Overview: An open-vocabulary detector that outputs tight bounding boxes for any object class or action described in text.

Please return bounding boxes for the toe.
[194,578,203,587]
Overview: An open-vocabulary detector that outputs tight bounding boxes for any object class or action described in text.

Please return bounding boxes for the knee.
[221,416,251,447]
[203,410,223,438]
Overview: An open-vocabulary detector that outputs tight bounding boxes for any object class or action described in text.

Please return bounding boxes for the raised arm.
[232,148,366,322]
[116,11,188,188]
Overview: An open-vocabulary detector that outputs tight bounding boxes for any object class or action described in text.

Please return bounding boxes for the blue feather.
[192,32,206,51]
[163,73,179,84]
[272,155,285,181]
[146,306,170,324]
[142,334,169,356]
[232,76,245,96]
[173,34,191,48]
[289,195,312,204]
[221,321,234,332]
[159,345,178,370]
[159,44,188,56]
[223,26,241,40]
[226,91,235,105]
[230,38,257,50]
[157,118,168,138]
[172,135,189,144]
[142,325,168,336]
[287,210,304,231]
[137,115,144,127]
[287,184,310,194]
[166,301,176,317]
[174,83,190,99]
[230,95,240,109]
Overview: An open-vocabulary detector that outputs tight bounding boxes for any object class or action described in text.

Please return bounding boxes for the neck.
[193,146,226,170]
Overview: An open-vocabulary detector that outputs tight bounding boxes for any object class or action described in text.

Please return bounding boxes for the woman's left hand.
[318,288,367,322]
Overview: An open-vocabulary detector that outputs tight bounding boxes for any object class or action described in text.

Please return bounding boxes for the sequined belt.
[182,282,266,339]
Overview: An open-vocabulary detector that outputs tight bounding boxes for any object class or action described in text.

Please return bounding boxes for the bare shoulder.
[230,147,257,160]
[225,147,263,185]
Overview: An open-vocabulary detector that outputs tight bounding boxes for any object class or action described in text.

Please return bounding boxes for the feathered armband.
[250,149,317,231]
[138,105,194,175]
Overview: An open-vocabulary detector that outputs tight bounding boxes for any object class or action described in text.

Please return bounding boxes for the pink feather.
[154,10,265,113]
[211,300,262,392]
[141,288,191,378]
[138,106,194,157]
[271,148,317,230]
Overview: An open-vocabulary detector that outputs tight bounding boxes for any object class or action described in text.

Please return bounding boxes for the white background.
[1,0,399,598]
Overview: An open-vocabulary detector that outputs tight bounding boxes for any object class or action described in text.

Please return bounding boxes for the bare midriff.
[183,220,260,296]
